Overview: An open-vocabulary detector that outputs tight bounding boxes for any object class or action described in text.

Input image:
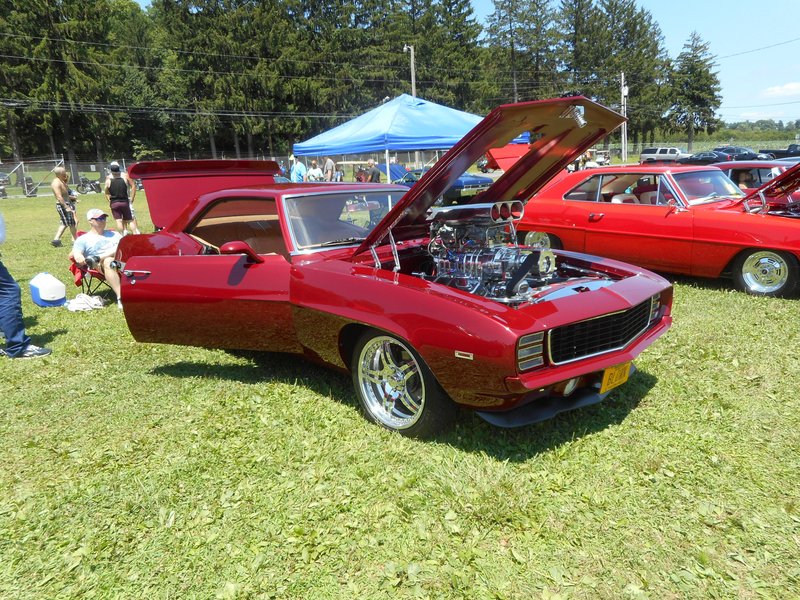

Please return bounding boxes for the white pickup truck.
[639,147,691,162]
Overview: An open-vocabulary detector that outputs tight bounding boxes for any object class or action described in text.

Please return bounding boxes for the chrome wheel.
[356,335,425,430]
[739,251,791,295]
[524,231,551,249]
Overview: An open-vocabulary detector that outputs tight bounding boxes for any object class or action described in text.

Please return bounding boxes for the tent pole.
[385,149,391,205]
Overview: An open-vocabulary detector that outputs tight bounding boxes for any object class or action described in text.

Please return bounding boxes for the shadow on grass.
[438,369,659,461]
[654,271,733,294]
[152,352,658,461]
[151,351,356,404]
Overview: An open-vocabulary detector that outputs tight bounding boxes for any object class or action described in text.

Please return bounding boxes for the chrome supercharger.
[423,201,558,305]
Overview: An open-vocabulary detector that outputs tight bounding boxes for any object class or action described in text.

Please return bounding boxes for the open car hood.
[741,161,800,204]
[354,96,624,257]
[128,159,282,229]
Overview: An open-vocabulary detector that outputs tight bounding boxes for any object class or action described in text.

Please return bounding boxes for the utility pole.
[620,72,628,162]
[403,44,416,97]
[404,44,419,168]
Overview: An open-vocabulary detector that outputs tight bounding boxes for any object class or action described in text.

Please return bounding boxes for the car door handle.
[123,269,151,277]
[588,212,605,222]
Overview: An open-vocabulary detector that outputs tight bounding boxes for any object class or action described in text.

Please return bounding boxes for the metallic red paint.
[118,98,674,432]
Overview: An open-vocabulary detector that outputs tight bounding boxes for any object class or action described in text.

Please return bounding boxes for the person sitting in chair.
[71,209,123,308]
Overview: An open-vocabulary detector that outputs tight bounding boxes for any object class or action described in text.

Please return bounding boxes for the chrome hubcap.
[741,251,789,294]
[524,231,551,249]
[357,336,424,430]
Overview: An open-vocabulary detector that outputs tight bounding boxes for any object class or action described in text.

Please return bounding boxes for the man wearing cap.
[104,161,137,235]
[71,209,123,307]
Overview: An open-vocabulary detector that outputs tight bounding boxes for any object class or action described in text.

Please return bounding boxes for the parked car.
[759,143,800,159]
[394,167,493,204]
[677,150,736,165]
[639,147,691,162]
[117,97,673,437]
[0,172,10,186]
[711,160,794,193]
[517,163,800,297]
[712,146,771,161]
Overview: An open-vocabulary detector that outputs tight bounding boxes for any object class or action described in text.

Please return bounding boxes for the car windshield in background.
[671,170,745,204]
[284,190,405,250]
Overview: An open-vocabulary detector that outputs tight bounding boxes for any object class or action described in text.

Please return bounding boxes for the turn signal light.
[517,331,545,371]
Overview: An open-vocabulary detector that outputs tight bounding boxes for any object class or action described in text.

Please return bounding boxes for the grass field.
[1,193,799,599]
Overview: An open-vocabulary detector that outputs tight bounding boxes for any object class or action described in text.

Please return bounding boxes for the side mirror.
[220,240,265,264]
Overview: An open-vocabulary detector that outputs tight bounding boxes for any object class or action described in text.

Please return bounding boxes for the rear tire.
[351,331,457,438]
[733,249,799,297]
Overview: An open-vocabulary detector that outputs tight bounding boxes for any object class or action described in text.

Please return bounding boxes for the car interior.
[187,197,289,257]
[564,174,675,205]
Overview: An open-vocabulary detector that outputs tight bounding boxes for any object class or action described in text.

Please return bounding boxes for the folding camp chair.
[68,231,111,296]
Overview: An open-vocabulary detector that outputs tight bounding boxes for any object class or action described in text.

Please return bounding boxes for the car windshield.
[671,170,745,204]
[284,190,405,250]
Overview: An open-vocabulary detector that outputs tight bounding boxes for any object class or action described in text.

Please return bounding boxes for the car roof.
[710,160,788,169]
[573,164,716,174]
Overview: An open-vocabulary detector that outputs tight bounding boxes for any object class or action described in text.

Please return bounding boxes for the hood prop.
[368,227,401,272]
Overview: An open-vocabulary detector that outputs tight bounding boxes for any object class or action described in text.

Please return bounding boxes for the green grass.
[1,196,799,599]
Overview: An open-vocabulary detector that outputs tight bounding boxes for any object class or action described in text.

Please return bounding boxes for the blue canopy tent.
[292,94,483,181]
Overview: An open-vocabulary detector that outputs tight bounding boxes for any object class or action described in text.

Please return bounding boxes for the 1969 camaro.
[517,162,800,297]
[118,97,673,437]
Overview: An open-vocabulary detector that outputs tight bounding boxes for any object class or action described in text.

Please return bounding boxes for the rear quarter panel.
[691,206,800,277]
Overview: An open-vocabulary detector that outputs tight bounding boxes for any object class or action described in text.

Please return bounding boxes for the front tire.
[351,332,457,437]
[733,249,799,297]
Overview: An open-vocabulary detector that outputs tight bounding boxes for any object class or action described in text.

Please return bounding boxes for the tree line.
[0,0,782,165]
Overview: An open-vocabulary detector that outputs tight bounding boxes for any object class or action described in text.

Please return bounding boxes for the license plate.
[459,188,480,196]
[599,361,631,394]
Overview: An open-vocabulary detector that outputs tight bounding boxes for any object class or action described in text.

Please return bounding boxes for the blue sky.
[472,0,800,123]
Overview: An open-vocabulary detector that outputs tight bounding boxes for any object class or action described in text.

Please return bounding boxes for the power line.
[0,97,358,120]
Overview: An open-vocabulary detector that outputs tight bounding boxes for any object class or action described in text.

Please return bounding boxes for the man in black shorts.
[104,161,136,234]
[50,166,78,247]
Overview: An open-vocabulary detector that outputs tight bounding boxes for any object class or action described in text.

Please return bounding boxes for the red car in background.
[711,160,799,199]
[516,163,800,297]
[117,97,673,437]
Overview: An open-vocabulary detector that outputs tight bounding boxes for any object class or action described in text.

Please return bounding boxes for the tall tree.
[25,0,112,167]
[556,0,605,99]
[483,0,523,104]
[590,0,670,146]
[664,32,721,150]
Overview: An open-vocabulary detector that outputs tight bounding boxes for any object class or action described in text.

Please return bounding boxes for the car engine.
[416,202,611,306]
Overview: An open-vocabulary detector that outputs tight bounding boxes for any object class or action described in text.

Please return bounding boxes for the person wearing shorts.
[50,166,78,247]
[104,161,136,234]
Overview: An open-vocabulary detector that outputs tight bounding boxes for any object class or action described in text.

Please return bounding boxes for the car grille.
[548,299,652,365]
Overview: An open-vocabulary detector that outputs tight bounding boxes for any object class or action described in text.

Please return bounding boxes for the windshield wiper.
[312,236,368,248]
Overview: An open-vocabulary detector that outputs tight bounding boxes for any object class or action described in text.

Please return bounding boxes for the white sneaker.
[117,299,123,309]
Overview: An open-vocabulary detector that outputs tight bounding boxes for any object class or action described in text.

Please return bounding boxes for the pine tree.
[664,32,721,150]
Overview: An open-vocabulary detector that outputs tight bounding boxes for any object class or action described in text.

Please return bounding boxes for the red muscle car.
[517,163,800,297]
[117,97,672,437]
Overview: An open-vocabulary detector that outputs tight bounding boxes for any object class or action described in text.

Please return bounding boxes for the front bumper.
[476,364,636,427]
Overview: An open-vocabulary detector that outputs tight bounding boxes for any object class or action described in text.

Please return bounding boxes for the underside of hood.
[354,96,625,257]
[128,159,282,229]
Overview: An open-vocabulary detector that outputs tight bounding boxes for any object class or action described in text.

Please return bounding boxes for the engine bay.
[397,202,618,307]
